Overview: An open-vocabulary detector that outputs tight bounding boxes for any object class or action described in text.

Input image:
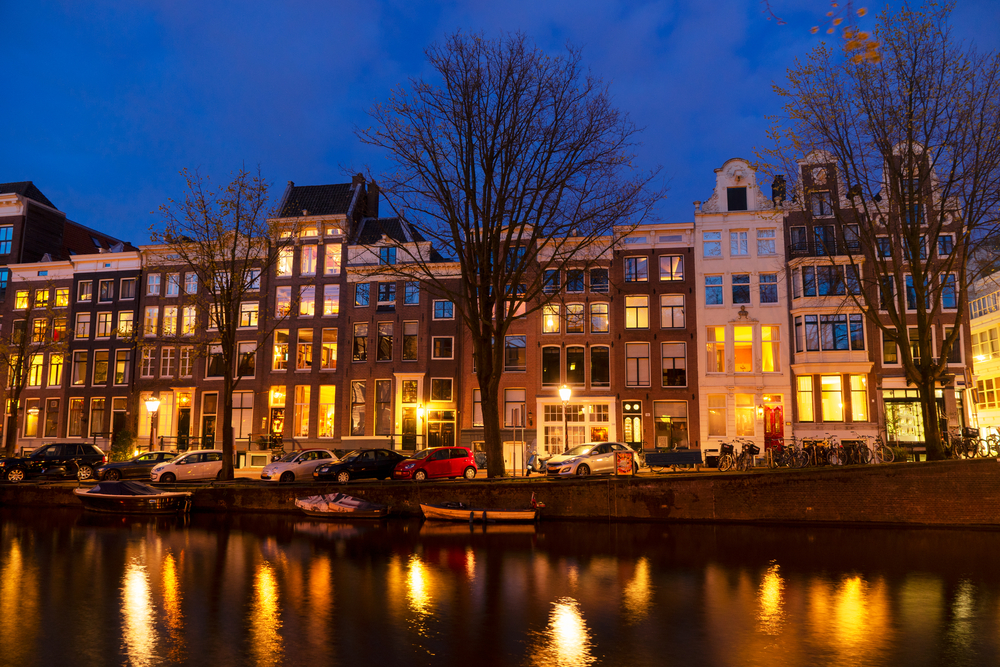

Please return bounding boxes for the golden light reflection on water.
[248,561,283,667]
[407,554,432,617]
[161,552,186,662]
[948,579,976,649]
[122,558,158,667]
[757,561,785,635]
[465,546,476,580]
[807,573,893,664]
[623,557,651,624]
[0,540,38,666]
[530,597,596,667]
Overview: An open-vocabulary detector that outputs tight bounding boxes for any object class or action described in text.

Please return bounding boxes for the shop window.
[851,375,868,421]
[821,375,843,422]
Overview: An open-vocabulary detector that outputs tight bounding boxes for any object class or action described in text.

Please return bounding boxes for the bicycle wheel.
[988,436,1000,458]
[828,447,843,466]
[856,445,872,465]
[877,445,894,463]
[718,453,734,472]
[736,454,748,472]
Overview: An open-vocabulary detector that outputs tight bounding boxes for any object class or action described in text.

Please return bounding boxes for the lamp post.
[144,395,160,451]
[559,385,572,453]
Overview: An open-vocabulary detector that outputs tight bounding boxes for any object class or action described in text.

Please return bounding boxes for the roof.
[0,181,57,209]
[354,217,422,245]
[60,220,133,258]
[278,183,356,218]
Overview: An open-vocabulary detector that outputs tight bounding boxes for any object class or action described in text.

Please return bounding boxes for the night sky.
[2,1,998,247]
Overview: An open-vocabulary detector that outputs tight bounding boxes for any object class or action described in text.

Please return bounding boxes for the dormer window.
[727,187,748,211]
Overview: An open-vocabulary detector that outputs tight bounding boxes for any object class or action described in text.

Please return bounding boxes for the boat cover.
[86,481,165,496]
[296,493,386,513]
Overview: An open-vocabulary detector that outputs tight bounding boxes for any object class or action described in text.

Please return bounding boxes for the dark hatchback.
[95,451,178,481]
[313,448,407,483]
[0,443,108,483]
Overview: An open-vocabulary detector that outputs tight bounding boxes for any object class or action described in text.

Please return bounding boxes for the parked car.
[545,442,635,477]
[392,447,478,482]
[261,449,338,482]
[313,448,407,483]
[150,449,225,483]
[96,451,178,481]
[0,443,108,483]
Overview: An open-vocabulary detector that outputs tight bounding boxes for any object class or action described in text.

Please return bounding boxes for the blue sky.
[2,1,997,246]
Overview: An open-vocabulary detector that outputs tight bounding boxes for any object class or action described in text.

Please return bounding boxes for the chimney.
[368,181,380,218]
[352,173,366,187]
[772,175,786,204]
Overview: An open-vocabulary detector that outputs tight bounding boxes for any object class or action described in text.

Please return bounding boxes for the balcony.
[788,239,862,258]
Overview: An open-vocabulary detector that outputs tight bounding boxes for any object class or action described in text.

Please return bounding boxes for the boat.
[420,493,544,522]
[294,493,388,519]
[73,480,192,514]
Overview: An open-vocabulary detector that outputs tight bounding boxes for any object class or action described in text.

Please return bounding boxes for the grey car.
[96,451,178,480]
[545,442,635,477]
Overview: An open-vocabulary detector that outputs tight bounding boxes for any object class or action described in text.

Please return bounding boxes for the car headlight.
[317,466,329,473]
[152,465,165,472]
[402,462,416,469]
[0,461,6,467]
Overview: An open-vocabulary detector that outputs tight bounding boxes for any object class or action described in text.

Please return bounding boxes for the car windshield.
[564,445,595,457]
[410,449,433,460]
[339,450,361,462]
[275,452,300,463]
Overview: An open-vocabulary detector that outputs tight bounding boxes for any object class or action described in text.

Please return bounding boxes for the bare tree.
[358,32,662,476]
[761,4,1000,457]
[152,166,292,479]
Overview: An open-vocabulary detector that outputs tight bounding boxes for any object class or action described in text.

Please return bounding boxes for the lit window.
[625,296,648,329]
[277,248,293,276]
[821,375,843,422]
[240,302,260,327]
[624,257,648,282]
[565,304,584,333]
[300,245,317,275]
[850,375,868,421]
[323,285,340,316]
[659,255,684,281]
[734,325,753,373]
[590,303,609,333]
[324,244,342,275]
[707,327,725,372]
[542,305,560,333]
[300,287,315,316]
[660,295,684,328]
[736,394,755,436]
[762,326,780,372]
[432,337,453,359]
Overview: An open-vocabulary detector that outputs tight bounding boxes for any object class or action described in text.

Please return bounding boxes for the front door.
[401,407,416,449]
[201,416,216,449]
[764,405,784,450]
[177,408,191,451]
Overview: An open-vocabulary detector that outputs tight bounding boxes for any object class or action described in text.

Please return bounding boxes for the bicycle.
[735,438,760,472]
[823,434,845,465]
[717,441,736,472]
[851,431,894,464]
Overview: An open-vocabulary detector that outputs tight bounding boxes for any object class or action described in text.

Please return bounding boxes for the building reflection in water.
[248,561,283,667]
[757,560,785,635]
[530,597,596,667]
[622,557,651,624]
[122,558,158,667]
[161,551,186,662]
[947,579,976,650]
[0,539,38,666]
[808,573,893,664]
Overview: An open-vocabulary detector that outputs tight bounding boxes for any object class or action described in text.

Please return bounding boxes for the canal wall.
[3,458,1000,527]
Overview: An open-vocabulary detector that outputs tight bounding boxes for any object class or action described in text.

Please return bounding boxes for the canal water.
[2,508,999,667]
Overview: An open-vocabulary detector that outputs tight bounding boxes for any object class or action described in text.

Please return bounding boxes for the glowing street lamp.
[559,385,572,452]
[145,395,161,450]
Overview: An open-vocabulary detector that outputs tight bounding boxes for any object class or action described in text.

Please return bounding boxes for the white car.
[151,449,225,483]
[261,449,338,482]
[545,442,635,477]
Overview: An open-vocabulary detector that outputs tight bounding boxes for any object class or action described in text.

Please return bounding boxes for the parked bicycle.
[850,431,895,464]
[718,438,758,472]
[735,439,761,472]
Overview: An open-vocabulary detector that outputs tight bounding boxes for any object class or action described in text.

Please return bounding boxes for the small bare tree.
[152,166,292,479]
[761,4,1000,457]
[358,32,663,476]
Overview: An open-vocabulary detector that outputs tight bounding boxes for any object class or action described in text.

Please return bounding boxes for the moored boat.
[295,493,388,519]
[420,494,544,522]
[74,481,192,514]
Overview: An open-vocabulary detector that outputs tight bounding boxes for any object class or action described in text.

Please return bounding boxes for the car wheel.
[161,472,176,483]
[576,464,590,476]
[76,465,94,481]
[6,468,25,483]
[463,466,477,480]
[414,470,427,482]
[337,471,351,483]
[280,471,294,483]
[104,469,121,481]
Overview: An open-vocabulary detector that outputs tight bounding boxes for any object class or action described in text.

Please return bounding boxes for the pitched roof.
[0,181,57,209]
[354,217,415,245]
[278,183,356,218]
[60,220,133,259]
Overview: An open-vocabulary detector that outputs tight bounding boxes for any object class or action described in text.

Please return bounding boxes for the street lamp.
[144,395,160,451]
[559,385,572,453]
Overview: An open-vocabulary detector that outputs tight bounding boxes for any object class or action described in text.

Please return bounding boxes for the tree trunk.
[220,370,235,480]
[4,412,16,458]
[480,382,504,478]
[919,376,944,460]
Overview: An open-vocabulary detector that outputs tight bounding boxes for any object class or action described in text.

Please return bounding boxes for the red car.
[392,447,478,481]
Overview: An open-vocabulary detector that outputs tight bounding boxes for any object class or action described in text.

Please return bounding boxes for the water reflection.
[161,552,186,662]
[530,597,596,667]
[622,557,651,624]
[0,539,38,666]
[122,558,158,667]
[757,560,785,635]
[248,561,283,667]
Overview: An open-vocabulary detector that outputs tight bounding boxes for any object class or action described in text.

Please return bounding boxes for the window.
[505,335,526,371]
[942,275,957,309]
[821,375,843,422]
[353,323,368,362]
[72,350,88,385]
[797,376,814,422]
[590,268,609,293]
[0,269,7,293]
[790,227,808,253]
[727,187,748,211]
[566,270,584,292]
[938,235,954,256]
[248,269,261,291]
[78,280,93,301]
[350,381,366,436]
[850,314,865,350]
[432,337,453,359]
[162,306,177,336]
[882,331,898,364]
[55,287,69,307]
[504,389,526,428]
[708,395,726,436]
[297,329,313,370]
[659,255,684,281]
[114,350,129,385]
[14,290,27,309]
[734,325,753,373]
[402,321,418,361]
[23,398,39,437]
[404,282,419,305]
[817,266,845,296]
[355,283,370,307]
[48,353,63,386]
[324,244,342,275]
[68,398,84,437]
[323,285,340,316]
[27,355,43,387]
[0,225,11,254]
[542,305,560,333]
[430,378,452,402]
[376,323,393,361]
[730,231,749,256]
[760,273,778,304]
[802,266,816,297]
[591,346,610,387]
[433,300,453,319]
[757,229,776,255]
[377,282,396,305]
[180,347,193,377]
[563,346,585,385]
[301,245,317,275]
[165,273,180,297]
[300,287,315,316]
[624,257,648,282]
[276,286,292,317]
[661,342,686,387]
[146,274,160,296]
[811,191,833,216]
[879,277,895,310]
[704,231,722,257]
[294,386,310,437]
[277,248,293,276]
[541,347,561,386]
[820,314,849,351]
[845,265,861,294]
[705,275,723,305]
[876,237,892,258]
[590,303,609,333]
[321,329,338,370]
[53,318,66,342]
[183,273,197,295]
[908,327,922,365]
[814,225,836,255]
[473,390,483,427]
[76,313,91,339]
[96,312,113,338]
[707,326,725,372]
[140,348,155,378]
[565,304,585,333]
[143,307,157,336]
[625,296,648,329]
[543,270,561,293]
[318,385,336,438]
[625,342,650,387]
[762,326,780,372]
[206,345,224,378]
[160,347,175,378]
[238,302,260,328]
[273,330,289,370]
[735,394,755,436]
[44,399,59,438]
[237,342,255,377]
[732,274,750,304]
[660,295,684,328]
[378,246,396,266]
[180,307,194,335]
[89,398,106,438]
[851,375,868,421]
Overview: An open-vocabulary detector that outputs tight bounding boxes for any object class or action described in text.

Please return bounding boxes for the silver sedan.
[545,442,634,477]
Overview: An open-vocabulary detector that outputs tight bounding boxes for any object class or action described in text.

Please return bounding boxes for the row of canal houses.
[0,154,973,467]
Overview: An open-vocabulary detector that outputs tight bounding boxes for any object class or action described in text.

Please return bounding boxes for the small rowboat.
[74,481,192,514]
[420,494,544,523]
[295,493,388,519]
